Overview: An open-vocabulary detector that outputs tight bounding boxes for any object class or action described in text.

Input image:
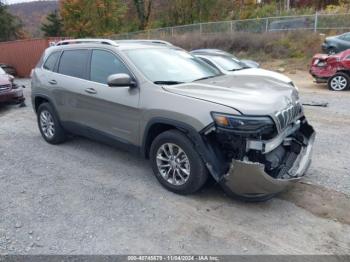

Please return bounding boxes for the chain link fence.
[113,13,350,39]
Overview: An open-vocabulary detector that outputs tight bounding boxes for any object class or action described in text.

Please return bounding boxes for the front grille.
[275,102,303,131]
[0,84,11,92]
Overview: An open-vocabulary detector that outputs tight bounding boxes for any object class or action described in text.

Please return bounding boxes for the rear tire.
[37,103,67,144]
[327,72,350,91]
[150,130,208,195]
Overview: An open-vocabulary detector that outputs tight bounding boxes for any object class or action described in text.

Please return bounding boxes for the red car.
[310,49,350,91]
[0,67,25,105]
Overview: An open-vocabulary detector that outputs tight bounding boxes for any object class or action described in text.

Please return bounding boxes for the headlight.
[211,112,275,134]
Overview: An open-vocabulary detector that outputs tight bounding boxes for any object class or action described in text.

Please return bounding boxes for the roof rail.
[114,39,173,46]
[55,39,117,46]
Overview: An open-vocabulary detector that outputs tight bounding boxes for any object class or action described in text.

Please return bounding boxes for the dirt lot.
[0,73,349,255]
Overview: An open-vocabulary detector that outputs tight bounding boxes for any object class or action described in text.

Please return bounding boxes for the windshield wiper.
[154,80,184,85]
[193,75,218,82]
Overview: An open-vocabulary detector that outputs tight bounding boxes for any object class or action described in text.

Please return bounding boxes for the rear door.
[54,49,92,126]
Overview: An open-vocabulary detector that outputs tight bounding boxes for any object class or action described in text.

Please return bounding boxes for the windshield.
[125,48,221,83]
[0,67,5,74]
[208,55,245,71]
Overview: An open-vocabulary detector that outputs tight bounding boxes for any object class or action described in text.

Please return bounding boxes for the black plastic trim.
[62,121,140,155]
[32,94,59,117]
[142,118,224,181]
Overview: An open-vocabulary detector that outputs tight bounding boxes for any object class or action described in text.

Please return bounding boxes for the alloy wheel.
[39,110,55,139]
[156,143,190,186]
[330,75,348,91]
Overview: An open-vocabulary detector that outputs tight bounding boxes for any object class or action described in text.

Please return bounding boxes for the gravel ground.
[0,75,349,255]
[288,72,350,195]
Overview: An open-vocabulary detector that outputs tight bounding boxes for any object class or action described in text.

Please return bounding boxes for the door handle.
[85,88,97,94]
[49,80,57,85]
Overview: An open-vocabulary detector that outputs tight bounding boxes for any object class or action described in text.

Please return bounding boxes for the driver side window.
[90,50,130,84]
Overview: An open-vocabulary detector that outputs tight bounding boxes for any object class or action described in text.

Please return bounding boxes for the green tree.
[0,1,23,41]
[41,10,63,37]
[162,0,226,26]
[60,0,126,37]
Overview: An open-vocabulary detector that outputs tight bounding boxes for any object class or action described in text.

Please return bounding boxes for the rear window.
[58,50,90,79]
[43,51,60,71]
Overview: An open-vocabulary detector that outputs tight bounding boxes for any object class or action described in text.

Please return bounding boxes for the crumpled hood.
[231,68,292,84]
[163,74,299,116]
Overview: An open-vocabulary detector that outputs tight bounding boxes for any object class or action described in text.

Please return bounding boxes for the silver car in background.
[191,49,296,87]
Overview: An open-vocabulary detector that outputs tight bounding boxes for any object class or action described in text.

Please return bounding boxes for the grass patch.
[162,31,324,70]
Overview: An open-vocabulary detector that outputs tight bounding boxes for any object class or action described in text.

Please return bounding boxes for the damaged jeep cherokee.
[31,39,315,201]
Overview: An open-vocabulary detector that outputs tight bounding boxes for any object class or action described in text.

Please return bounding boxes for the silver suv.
[31,39,315,201]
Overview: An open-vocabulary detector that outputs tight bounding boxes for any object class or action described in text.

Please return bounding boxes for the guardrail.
[113,13,350,39]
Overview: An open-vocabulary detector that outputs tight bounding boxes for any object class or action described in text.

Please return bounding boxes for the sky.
[4,0,56,5]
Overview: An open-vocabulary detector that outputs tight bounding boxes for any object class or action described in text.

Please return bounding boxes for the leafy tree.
[133,0,152,30]
[0,1,24,41]
[60,0,126,37]
[159,0,228,26]
[41,10,63,37]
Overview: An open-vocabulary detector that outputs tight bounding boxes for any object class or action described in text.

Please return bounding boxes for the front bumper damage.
[203,118,316,200]
[221,131,315,199]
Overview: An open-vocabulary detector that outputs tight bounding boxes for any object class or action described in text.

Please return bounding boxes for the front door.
[82,49,140,145]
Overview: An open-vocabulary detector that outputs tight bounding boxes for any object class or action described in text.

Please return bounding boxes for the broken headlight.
[211,112,275,135]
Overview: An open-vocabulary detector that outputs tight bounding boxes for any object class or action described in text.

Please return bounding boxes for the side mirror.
[107,73,137,88]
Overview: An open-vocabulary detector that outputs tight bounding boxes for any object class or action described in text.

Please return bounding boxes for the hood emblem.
[275,99,302,131]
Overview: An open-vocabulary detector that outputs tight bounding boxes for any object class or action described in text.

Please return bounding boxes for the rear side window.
[58,50,90,79]
[43,52,60,71]
[90,50,130,84]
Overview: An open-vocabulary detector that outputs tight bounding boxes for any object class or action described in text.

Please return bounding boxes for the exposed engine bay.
[202,116,316,199]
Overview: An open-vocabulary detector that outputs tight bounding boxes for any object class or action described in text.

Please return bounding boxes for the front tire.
[37,103,67,144]
[150,130,208,195]
[328,72,349,91]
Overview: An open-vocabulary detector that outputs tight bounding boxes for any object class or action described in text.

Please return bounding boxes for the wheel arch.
[142,118,224,181]
[33,94,63,122]
[336,70,350,77]
[142,118,198,159]
[34,95,52,112]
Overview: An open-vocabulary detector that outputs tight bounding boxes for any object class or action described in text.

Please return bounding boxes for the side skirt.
[61,121,141,156]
